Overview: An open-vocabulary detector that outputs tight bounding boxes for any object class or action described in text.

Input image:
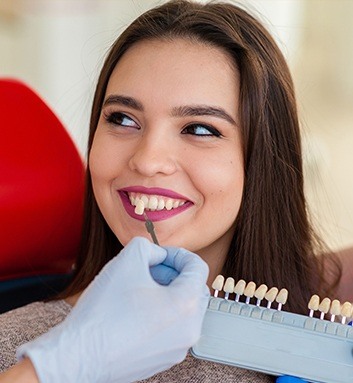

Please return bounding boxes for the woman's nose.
[128,133,178,177]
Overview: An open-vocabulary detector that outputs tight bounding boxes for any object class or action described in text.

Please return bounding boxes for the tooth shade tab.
[223,277,235,300]
[308,295,320,317]
[275,289,288,305]
[254,284,268,300]
[134,200,145,215]
[265,287,278,309]
[128,192,186,212]
[244,282,256,304]
[318,297,331,314]
[244,282,256,296]
[329,299,341,322]
[341,302,352,324]
[233,279,246,295]
[276,288,288,311]
[265,287,278,303]
[212,275,225,297]
[318,297,331,320]
[308,295,320,311]
[223,277,235,293]
[330,299,341,316]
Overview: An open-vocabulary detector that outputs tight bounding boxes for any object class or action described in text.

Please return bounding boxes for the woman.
[0,0,341,381]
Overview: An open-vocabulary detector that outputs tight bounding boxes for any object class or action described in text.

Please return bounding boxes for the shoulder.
[0,300,71,373]
[141,353,273,383]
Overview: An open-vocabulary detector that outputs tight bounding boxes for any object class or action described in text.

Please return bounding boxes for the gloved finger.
[120,237,168,267]
[276,376,308,382]
[163,247,209,278]
[164,248,210,297]
[150,264,179,285]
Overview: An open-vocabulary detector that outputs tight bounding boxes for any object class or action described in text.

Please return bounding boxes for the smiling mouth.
[128,192,186,212]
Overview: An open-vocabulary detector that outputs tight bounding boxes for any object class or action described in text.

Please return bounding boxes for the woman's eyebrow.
[102,96,236,125]
[171,105,236,125]
[102,94,144,111]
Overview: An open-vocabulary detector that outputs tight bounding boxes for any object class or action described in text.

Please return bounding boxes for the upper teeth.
[129,192,186,212]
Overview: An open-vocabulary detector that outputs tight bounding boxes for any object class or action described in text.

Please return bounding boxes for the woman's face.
[90,38,244,281]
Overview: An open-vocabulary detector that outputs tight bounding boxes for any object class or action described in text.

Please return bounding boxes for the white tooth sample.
[165,199,174,210]
[318,297,331,320]
[211,275,225,297]
[134,199,145,215]
[308,294,320,317]
[148,196,158,211]
[275,288,288,311]
[244,281,256,304]
[265,287,279,309]
[223,277,235,300]
[329,299,341,322]
[254,284,268,306]
[141,195,149,207]
[233,279,246,302]
[157,199,165,210]
[341,302,352,324]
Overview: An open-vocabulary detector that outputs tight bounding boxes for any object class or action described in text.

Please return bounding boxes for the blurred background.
[1,0,353,251]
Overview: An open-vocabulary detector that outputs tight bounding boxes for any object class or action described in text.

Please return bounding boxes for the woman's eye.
[181,124,222,137]
[105,112,139,128]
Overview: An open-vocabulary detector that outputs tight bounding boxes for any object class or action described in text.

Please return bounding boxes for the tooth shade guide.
[212,275,225,298]
[233,279,246,302]
[134,199,145,215]
[223,277,235,300]
[244,281,256,304]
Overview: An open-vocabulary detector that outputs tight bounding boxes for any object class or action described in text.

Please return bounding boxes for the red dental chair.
[0,79,85,313]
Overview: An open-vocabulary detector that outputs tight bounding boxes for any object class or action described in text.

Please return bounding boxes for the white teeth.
[157,199,165,210]
[165,199,173,210]
[129,192,186,212]
[148,196,158,211]
[141,195,149,206]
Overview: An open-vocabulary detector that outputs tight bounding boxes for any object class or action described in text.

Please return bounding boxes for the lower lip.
[118,191,193,222]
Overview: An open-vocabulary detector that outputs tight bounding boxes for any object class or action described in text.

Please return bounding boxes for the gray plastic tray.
[191,297,353,383]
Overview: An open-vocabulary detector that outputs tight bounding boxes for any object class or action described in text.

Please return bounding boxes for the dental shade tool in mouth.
[134,200,160,245]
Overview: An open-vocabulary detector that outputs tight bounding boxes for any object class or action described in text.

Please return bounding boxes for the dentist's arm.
[0,237,209,383]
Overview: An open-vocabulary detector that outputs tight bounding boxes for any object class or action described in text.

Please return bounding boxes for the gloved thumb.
[163,246,209,292]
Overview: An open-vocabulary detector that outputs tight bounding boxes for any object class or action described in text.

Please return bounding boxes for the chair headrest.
[0,79,85,281]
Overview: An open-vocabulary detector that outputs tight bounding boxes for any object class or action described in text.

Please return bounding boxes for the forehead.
[105,38,240,109]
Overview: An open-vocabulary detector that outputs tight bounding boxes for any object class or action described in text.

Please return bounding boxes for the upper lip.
[119,186,191,201]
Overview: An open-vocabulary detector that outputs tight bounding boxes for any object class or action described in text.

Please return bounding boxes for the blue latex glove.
[276,376,308,382]
[17,237,210,383]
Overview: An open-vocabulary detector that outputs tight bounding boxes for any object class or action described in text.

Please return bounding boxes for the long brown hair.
[63,0,340,314]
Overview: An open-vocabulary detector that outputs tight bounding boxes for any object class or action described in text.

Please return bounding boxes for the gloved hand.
[276,376,308,382]
[17,237,210,383]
